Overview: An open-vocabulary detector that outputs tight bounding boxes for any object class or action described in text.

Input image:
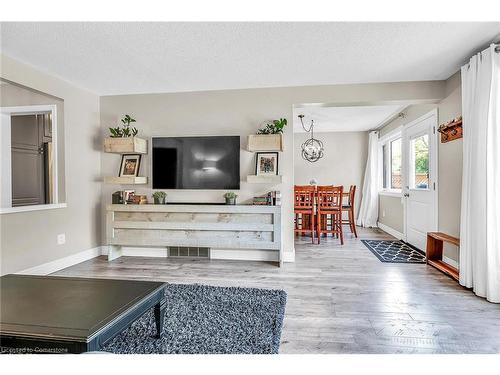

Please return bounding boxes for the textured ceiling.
[293,105,405,133]
[1,22,499,95]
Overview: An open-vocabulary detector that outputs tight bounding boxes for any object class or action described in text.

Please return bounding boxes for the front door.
[403,110,438,250]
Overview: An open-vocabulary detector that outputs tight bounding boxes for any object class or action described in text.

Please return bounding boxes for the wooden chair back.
[316,185,343,212]
[294,185,316,210]
[347,185,356,207]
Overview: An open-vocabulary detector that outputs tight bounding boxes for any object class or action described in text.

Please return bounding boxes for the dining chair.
[294,185,316,243]
[316,185,344,245]
[342,185,358,238]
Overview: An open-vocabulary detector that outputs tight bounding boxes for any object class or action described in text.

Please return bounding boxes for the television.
[152,136,240,190]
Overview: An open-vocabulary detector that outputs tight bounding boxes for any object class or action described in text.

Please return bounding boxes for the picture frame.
[123,190,135,204]
[255,152,279,176]
[119,154,142,177]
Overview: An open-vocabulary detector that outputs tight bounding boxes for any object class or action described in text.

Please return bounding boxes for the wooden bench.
[426,232,459,281]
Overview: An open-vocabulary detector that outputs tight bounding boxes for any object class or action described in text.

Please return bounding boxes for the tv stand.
[165,202,226,205]
[106,204,283,266]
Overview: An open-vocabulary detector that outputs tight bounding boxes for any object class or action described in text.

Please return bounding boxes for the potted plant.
[248,118,287,152]
[109,114,139,138]
[104,114,147,153]
[223,192,238,205]
[257,118,287,135]
[152,191,167,204]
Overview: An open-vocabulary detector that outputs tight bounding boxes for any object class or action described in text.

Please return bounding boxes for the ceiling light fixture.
[298,114,324,163]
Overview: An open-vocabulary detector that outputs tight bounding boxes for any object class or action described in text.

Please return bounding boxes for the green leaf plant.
[109,114,138,137]
[257,118,287,135]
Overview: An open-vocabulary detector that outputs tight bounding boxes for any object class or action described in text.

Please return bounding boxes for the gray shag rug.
[102,283,287,354]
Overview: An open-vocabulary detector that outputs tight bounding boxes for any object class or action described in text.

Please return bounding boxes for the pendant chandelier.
[298,114,324,162]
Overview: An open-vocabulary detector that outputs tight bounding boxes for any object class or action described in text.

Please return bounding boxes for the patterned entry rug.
[361,240,426,263]
[102,283,287,354]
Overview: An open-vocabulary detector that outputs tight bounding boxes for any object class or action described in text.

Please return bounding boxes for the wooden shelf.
[427,259,459,281]
[247,175,282,184]
[247,134,283,152]
[104,176,148,185]
[104,137,148,154]
[426,231,459,281]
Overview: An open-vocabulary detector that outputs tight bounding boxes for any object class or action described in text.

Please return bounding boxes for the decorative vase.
[225,197,236,205]
[154,197,166,204]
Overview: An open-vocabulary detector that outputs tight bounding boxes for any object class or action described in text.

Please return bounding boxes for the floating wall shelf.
[247,134,283,152]
[104,176,148,185]
[246,175,282,184]
[104,137,148,154]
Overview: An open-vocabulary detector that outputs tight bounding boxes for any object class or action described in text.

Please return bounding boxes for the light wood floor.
[53,227,500,354]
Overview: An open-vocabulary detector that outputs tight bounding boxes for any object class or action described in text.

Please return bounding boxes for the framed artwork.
[119,154,142,177]
[255,152,279,176]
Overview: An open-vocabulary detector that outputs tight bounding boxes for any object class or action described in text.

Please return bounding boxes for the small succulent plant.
[223,192,238,199]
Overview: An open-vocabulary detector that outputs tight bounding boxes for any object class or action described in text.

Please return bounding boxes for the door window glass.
[410,134,429,189]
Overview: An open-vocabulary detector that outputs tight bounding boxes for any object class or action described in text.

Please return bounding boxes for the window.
[379,131,402,193]
[409,134,429,189]
[390,138,402,189]
[1,79,65,214]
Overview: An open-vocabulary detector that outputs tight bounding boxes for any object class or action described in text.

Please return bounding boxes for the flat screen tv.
[152,136,240,190]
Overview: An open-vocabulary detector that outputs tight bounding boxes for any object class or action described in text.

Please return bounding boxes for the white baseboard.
[210,248,279,262]
[442,255,459,269]
[102,246,294,263]
[101,246,169,258]
[283,251,295,263]
[16,245,293,275]
[377,222,404,240]
[17,246,102,276]
[211,249,295,263]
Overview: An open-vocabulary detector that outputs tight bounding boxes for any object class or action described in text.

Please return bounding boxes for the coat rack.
[437,116,462,143]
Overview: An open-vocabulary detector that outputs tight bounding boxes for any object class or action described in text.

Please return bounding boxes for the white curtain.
[460,44,500,303]
[357,131,379,227]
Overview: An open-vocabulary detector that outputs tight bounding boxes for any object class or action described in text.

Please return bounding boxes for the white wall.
[437,72,462,262]
[377,72,462,261]
[0,51,449,271]
[0,54,101,275]
[100,80,445,261]
[294,131,368,210]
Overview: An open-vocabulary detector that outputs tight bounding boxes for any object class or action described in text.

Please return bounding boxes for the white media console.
[106,204,283,266]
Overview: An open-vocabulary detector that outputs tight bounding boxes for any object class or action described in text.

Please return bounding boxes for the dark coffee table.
[0,275,166,354]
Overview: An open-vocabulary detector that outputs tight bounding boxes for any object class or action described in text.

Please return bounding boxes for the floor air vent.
[168,246,210,258]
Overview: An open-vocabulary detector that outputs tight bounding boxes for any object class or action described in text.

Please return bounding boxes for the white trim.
[0,203,67,214]
[16,246,102,275]
[101,246,168,258]
[442,255,459,269]
[100,246,294,263]
[378,222,404,240]
[14,245,294,275]
[401,109,439,243]
[282,251,295,263]
[378,125,403,143]
[378,190,402,198]
[0,104,60,210]
[378,126,403,193]
[210,248,279,262]
[0,113,12,208]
